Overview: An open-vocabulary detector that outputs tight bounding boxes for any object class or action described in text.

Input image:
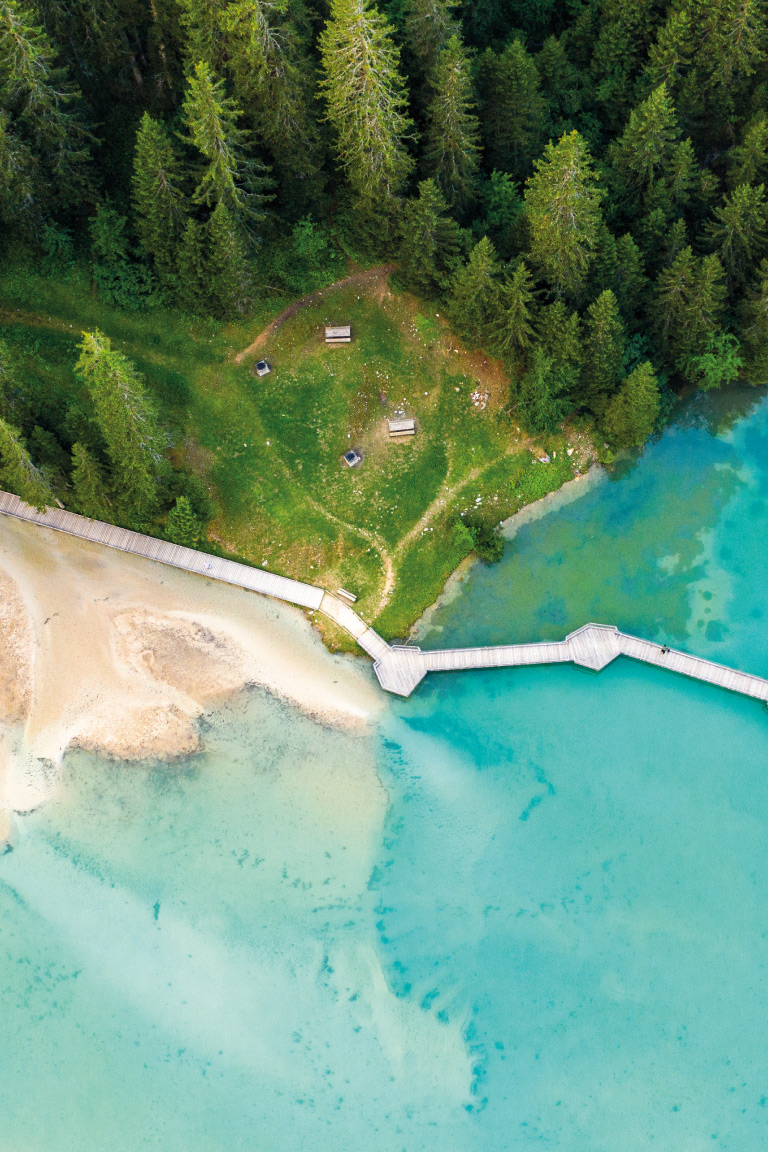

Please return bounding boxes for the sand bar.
[0,516,380,828]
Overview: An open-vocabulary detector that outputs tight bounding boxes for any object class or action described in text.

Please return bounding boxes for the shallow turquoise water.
[3,388,768,1150]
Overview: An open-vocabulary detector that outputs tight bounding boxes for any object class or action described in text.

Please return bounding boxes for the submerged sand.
[0,516,380,829]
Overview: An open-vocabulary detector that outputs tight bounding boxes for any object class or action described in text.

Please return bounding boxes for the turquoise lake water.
[3,386,768,1150]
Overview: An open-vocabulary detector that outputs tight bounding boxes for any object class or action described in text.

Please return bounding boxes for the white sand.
[0,516,380,828]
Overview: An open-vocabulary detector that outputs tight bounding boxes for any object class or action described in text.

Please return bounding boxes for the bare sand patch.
[0,515,380,831]
[0,568,32,723]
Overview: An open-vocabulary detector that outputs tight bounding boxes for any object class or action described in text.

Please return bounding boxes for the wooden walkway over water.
[2,492,767,709]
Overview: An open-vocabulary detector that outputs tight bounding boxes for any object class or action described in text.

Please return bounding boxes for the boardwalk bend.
[2,490,768,707]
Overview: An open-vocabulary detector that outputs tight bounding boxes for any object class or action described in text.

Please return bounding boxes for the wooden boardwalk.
[0,491,324,610]
[2,492,767,710]
[372,623,768,704]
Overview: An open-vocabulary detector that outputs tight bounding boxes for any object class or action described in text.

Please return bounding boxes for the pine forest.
[1,0,767,636]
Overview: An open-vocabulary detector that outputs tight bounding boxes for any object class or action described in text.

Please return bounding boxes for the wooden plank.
[0,490,325,610]
[3,489,768,707]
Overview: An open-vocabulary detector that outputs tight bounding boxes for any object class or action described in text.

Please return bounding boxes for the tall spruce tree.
[132,113,187,282]
[478,40,547,182]
[536,302,583,396]
[653,246,727,373]
[582,289,625,409]
[491,261,538,364]
[0,0,91,216]
[589,0,663,128]
[515,348,574,435]
[398,179,466,294]
[602,360,661,447]
[75,330,162,518]
[176,219,209,313]
[524,131,603,298]
[319,0,414,212]
[609,84,681,195]
[182,60,269,229]
[447,236,500,346]
[207,200,250,316]
[403,0,458,82]
[222,0,323,207]
[738,257,768,383]
[0,109,34,223]
[705,184,768,296]
[591,227,648,321]
[0,416,51,509]
[70,441,110,519]
[645,0,767,141]
[537,34,583,132]
[178,0,228,70]
[423,34,480,211]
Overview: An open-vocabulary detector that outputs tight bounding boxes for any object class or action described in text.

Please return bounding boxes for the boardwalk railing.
[2,492,767,708]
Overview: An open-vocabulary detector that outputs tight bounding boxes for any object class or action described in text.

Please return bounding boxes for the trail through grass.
[0,263,590,646]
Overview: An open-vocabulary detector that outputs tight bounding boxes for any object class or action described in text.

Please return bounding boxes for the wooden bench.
[325,326,352,344]
[388,418,416,439]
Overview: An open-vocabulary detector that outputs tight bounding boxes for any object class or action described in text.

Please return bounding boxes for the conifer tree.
[166,494,201,546]
[182,60,269,228]
[515,349,573,435]
[536,301,583,395]
[222,0,322,205]
[0,109,33,223]
[682,331,742,390]
[423,34,480,211]
[524,131,603,298]
[491,261,537,363]
[705,183,768,295]
[537,34,583,131]
[609,84,680,193]
[602,361,661,447]
[398,179,466,295]
[741,259,768,384]
[178,0,227,70]
[0,416,51,509]
[653,247,726,372]
[589,0,662,128]
[207,201,250,316]
[728,116,768,188]
[738,258,768,383]
[319,0,414,210]
[176,219,209,313]
[447,236,500,346]
[591,227,648,321]
[645,0,767,139]
[403,0,458,81]
[70,441,109,519]
[0,0,91,214]
[478,40,546,181]
[132,112,187,281]
[75,330,161,518]
[582,289,625,408]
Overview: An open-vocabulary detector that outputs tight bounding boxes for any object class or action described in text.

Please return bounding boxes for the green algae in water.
[3,388,768,1150]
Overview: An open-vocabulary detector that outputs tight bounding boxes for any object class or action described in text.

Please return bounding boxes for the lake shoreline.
[411,464,605,642]
[0,516,380,847]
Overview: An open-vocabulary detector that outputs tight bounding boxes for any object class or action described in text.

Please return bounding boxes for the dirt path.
[270,456,396,616]
[234,264,396,364]
[392,435,538,562]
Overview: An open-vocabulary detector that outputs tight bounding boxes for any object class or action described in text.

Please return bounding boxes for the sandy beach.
[0,515,380,831]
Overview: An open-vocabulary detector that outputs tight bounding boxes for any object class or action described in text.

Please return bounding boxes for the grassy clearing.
[0,262,590,646]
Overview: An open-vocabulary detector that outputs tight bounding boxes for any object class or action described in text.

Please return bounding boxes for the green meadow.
[0,263,581,645]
